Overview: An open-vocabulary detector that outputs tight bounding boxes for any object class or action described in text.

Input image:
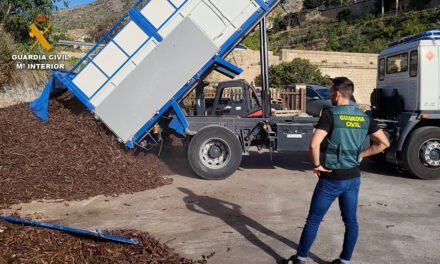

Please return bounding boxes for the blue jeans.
[297,177,361,262]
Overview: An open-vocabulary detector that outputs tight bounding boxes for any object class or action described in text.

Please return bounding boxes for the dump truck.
[31,0,320,180]
[370,30,440,180]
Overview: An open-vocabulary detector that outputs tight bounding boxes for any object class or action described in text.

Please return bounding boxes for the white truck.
[370,30,440,180]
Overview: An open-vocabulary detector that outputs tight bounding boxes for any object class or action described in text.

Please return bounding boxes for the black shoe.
[281,255,305,264]
[331,259,344,264]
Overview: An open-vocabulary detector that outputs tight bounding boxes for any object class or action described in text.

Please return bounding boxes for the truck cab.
[370,30,440,179]
[189,80,262,117]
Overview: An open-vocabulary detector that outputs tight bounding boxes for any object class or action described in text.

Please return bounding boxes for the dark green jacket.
[323,105,369,170]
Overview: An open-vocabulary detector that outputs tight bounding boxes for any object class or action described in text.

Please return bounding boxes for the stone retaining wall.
[209,49,378,105]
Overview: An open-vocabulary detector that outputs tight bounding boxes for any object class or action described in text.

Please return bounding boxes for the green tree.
[336,8,351,21]
[0,0,69,43]
[325,29,340,51]
[272,14,288,32]
[267,58,332,89]
[326,0,341,7]
[241,28,260,50]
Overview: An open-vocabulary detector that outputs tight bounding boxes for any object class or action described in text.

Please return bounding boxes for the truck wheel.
[188,127,242,180]
[402,126,440,180]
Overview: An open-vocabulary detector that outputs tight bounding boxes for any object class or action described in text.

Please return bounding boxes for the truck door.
[247,83,263,117]
[420,45,439,110]
[213,82,248,116]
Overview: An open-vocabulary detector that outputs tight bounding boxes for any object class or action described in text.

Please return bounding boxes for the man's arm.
[309,129,332,178]
[361,129,390,160]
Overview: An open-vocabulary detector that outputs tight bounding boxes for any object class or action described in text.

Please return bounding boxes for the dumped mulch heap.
[0,93,172,209]
[0,219,205,264]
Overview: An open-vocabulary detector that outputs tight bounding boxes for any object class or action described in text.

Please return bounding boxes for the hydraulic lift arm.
[260,16,271,119]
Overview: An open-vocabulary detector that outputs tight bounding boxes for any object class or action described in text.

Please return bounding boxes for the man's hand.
[309,129,328,178]
[314,165,332,178]
[361,129,390,159]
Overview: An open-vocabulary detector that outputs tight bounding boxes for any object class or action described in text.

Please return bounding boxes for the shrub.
[242,28,261,51]
[266,58,332,89]
[0,31,17,90]
[337,8,352,22]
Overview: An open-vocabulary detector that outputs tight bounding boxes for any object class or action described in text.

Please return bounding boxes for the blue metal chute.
[0,216,139,245]
[29,76,53,121]
[29,73,71,121]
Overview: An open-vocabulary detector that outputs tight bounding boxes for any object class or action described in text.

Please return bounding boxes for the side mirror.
[312,96,320,101]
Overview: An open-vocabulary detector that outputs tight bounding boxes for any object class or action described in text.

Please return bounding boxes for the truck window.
[386,53,408,74]
[249,90,260,109]
[379,58,385,81]
[222,87,243,104]
[410,50,418,77]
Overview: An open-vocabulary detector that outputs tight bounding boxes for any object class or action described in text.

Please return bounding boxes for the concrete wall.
[320,0,377,19]
[429,0,440,8]
[280,50,377,105]
[390,0,410,11]
[209,49,378,106]
[208,50,281,86]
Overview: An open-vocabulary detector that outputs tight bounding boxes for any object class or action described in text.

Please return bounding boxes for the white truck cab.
[377,36,440,111]
[371,30,440,179]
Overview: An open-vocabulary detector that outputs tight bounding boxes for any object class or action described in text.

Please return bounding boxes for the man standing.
[284,77,390,264]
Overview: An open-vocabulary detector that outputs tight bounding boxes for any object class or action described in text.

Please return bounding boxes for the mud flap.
[29,76,54,121]
[30,75,68,121]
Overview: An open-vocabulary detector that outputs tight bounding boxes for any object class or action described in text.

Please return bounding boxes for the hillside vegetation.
[244,7,440,53]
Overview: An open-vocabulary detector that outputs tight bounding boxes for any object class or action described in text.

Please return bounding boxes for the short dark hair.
[331,77,354,99]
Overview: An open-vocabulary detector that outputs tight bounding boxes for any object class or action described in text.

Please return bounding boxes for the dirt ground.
[2,144,439,264]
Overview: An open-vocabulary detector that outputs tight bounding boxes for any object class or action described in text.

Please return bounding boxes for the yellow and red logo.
[35,16,49,22]
[29,16,52,51]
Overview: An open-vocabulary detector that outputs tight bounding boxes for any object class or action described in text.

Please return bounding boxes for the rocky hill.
[52,0,137,30]
[245,6,440,53]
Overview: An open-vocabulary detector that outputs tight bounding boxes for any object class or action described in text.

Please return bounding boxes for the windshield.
[315,89,330,100]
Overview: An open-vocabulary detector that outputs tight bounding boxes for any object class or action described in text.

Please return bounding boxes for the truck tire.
[402,126,440,180]
[187,127,242,180]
